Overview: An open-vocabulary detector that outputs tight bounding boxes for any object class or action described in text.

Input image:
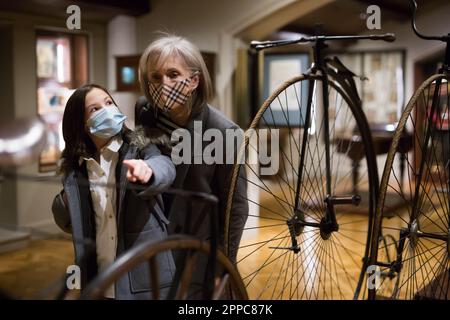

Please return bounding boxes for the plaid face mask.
[148,71,198,114]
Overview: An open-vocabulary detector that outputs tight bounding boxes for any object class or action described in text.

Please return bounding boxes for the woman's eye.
[151,74,162,81]
[105,100,113,106]
[169,73,179,79]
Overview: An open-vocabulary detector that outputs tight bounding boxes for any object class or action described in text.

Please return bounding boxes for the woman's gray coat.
[135,97,249,265]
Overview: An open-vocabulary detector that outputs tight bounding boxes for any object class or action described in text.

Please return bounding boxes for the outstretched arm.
[123,143,176,197]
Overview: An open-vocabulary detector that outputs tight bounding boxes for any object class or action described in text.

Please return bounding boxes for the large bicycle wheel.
[372,74,450,300]
[225,74,378,300]
[81,235,248,300]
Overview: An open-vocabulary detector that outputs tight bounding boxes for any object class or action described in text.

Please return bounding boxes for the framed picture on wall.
[262,53,309,127]
[334,50,405,124]
[116,55,141,92]
[37,87,74,172]
[363,51,405,123]
[36,30,89,172]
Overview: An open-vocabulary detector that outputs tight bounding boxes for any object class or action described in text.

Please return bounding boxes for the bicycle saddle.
[0,117,47,166]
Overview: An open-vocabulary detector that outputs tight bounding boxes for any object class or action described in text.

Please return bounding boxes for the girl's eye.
[91,106,99,113]
[105,100,113,106]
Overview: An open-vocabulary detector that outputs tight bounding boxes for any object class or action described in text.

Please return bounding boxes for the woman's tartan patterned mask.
[148,71,198,113]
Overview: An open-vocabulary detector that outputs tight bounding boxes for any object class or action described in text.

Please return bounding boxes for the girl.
[52,84,176,299]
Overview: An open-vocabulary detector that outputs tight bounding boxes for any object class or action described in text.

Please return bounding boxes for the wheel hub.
[409,220,419,248]
[320,217,339,240]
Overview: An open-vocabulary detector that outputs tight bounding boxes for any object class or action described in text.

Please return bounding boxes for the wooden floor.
[0,237,75,299]
[237,180,371,300]
[0,181,446,300]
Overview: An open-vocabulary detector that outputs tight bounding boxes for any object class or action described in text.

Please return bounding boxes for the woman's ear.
[190,74,200,91]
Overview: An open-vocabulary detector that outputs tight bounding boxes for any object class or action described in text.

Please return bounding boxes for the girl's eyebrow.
[87,98,108,110]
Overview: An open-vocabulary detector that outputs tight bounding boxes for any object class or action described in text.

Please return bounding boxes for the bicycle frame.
[295,39,374,238]
[252,34,393,228]
[307,39,381,300]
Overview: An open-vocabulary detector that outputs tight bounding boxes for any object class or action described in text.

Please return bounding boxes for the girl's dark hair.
[59,83,142,176]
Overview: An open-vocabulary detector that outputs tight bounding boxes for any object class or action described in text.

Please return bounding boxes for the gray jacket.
[135,97,249,262]
[52,139,176,299]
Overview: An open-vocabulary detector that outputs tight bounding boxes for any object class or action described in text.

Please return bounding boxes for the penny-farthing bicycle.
[369,0,450,300]
[225,32,395,299]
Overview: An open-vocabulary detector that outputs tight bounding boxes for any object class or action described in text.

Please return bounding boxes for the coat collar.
[185,104,210,133]
[78,135,123,166]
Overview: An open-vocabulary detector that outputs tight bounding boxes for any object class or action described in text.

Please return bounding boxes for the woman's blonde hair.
[139,34,214,115]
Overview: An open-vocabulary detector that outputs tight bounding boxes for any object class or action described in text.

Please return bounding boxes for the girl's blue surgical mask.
[86,106,127,139]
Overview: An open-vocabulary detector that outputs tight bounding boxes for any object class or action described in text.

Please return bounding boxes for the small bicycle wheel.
[81,235,248,300]
[372,74,450,300]
[225,74,378,299]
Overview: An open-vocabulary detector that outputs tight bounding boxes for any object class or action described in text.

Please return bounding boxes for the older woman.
[135,34,248,296]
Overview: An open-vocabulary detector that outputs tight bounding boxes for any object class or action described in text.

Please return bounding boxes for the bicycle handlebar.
[411,0,450,42]
[250,33,396,51]
[1,171,219,204]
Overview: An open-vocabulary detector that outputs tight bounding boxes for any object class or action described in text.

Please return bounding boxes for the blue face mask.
[86,106,127,139]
